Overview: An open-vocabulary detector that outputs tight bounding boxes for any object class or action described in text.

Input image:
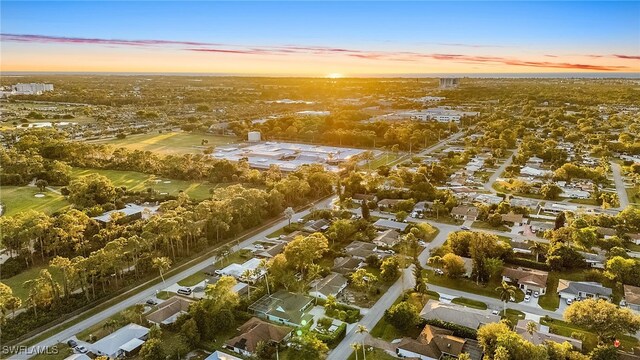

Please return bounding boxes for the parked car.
[146,299,158,306]
[524,295,531,302]
[566,298,573,305]
[526,289,532,296]
[214,269,223,275]
[254,244,265,249]
[177,287,192,296]
[533,291,539,298]
[434,269,444,275]
[75,346,88,354]
[461,226,470,230]
[491,310,500,315]
[67,340,78,348]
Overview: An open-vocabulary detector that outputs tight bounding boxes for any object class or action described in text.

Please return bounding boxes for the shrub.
[0,256,29,279]
[423,319,478,339]
[314,323,346,345]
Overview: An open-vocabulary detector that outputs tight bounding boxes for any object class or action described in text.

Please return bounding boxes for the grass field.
[424,270,525,302]
[627,187,639,204]
[2,265,64,302]
[71,167,222,200]
[451,297,488,309]
[0,186,70,216]
[93,132,237,155]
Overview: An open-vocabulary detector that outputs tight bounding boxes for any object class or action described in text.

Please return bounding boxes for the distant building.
[11,83,54,95]
[247,131,261,142]
[439,78,460,89]
[90,323,149,359]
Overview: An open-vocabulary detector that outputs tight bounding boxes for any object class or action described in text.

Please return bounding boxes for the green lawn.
[451,297,488,310]
[92,132,238,155]
[177,271,207,287]
[363,152,401,170]
[29,344,74,360]
[2,265,64,302]
[471,221,510,232]
[0,186,70,216]
[347,348,397,360]
[425,270,525,302]
[501,309,525,326]
[71,167,223,200]
[627,187,640,204]
[568,198,599,206]
[540,317,638,352]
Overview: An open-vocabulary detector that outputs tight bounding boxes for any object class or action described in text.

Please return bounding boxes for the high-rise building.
[439,78,459,89]
[11,83,54,95]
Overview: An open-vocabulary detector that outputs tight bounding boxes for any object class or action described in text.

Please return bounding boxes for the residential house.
[520,166,552,178]
[596,227,617,239]
[624,285,640,312]
[224,317,292,357]
[451,206,479,221]
[372,229,401,248]
[501,267,549,295]
[510,241,532,255]
[303,219,331,233]
[332,257,363,275]
[377,198,403,211]
[372,219,409,232]
[145,296,194,325]
[256,242,286,259]
[515,320,582,350]
[627,233,640,245]
[542,203,578,214]
[474,194,503,206]
[248,290,313,327]
[396,325,483,360]
[557,280,612,301]
[308,272,348,300]
[344,241,380,260]
[527,156,544,166]
[352,193,377,204]
[510,198,541,213]
[420,300,501,330]
[578,251,606,269]
[501,212,526,226]
[90,323,149,359]
[218,258,266,283]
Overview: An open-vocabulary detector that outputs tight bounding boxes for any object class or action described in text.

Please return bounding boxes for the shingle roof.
[624,285,640,305]
[420,300,500,330]
[557,280,612,297]
[225,317,292,353]
[502,267,548,289]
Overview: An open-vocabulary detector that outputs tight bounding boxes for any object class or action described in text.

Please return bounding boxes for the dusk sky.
[1,1,639,76]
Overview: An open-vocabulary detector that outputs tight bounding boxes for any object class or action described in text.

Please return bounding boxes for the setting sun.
[326,73,343,79]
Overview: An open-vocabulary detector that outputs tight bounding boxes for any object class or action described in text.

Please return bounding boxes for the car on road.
[177,287,192,296]
[418,241,427,247]
[461,226,470,230]
[524,295,531,302]
[533,291,539,298]
[214,269,223,275]
[254,244,264,249]
[146,299,158,306]
[566,298,573,305]
[491,310,500,315]
[75,346,88,354]
[67,340,77,348]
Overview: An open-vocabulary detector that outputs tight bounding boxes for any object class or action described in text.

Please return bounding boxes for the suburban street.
[10,197,336,360]
[484,148,518,193]
[611,161,630,209]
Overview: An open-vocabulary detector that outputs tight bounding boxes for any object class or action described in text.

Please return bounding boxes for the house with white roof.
[90,323,149,359]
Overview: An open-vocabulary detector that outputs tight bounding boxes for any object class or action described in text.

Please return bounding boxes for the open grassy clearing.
[2,265,64,302]
[71,167,224,200]
[92,132,237,155]
[0,186,70,216]
[347,348,397,360]
[451,297,487,309]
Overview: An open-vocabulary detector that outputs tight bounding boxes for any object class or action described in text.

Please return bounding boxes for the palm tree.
[529,241,545,263]
[103,319,120,334]
[351,343,360,360]
[152,257,171,283]
[496,281,517,314]
[356,324,369,360]
[526,321,537,335]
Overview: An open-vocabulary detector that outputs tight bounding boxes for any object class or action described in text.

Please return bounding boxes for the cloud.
[1,33,634,71]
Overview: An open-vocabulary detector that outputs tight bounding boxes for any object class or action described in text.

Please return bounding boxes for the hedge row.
[422,319,478,340]
[314,323,347,345]
[505,257,551,271]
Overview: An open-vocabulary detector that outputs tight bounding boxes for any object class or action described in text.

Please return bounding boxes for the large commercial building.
[212,141,368,172]
[11,83,54,95]
[396,107,479,123]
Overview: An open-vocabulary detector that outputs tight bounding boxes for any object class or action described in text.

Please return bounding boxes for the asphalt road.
[611,161,630,209]
[484,148,518,192]
[10,197,336,360]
